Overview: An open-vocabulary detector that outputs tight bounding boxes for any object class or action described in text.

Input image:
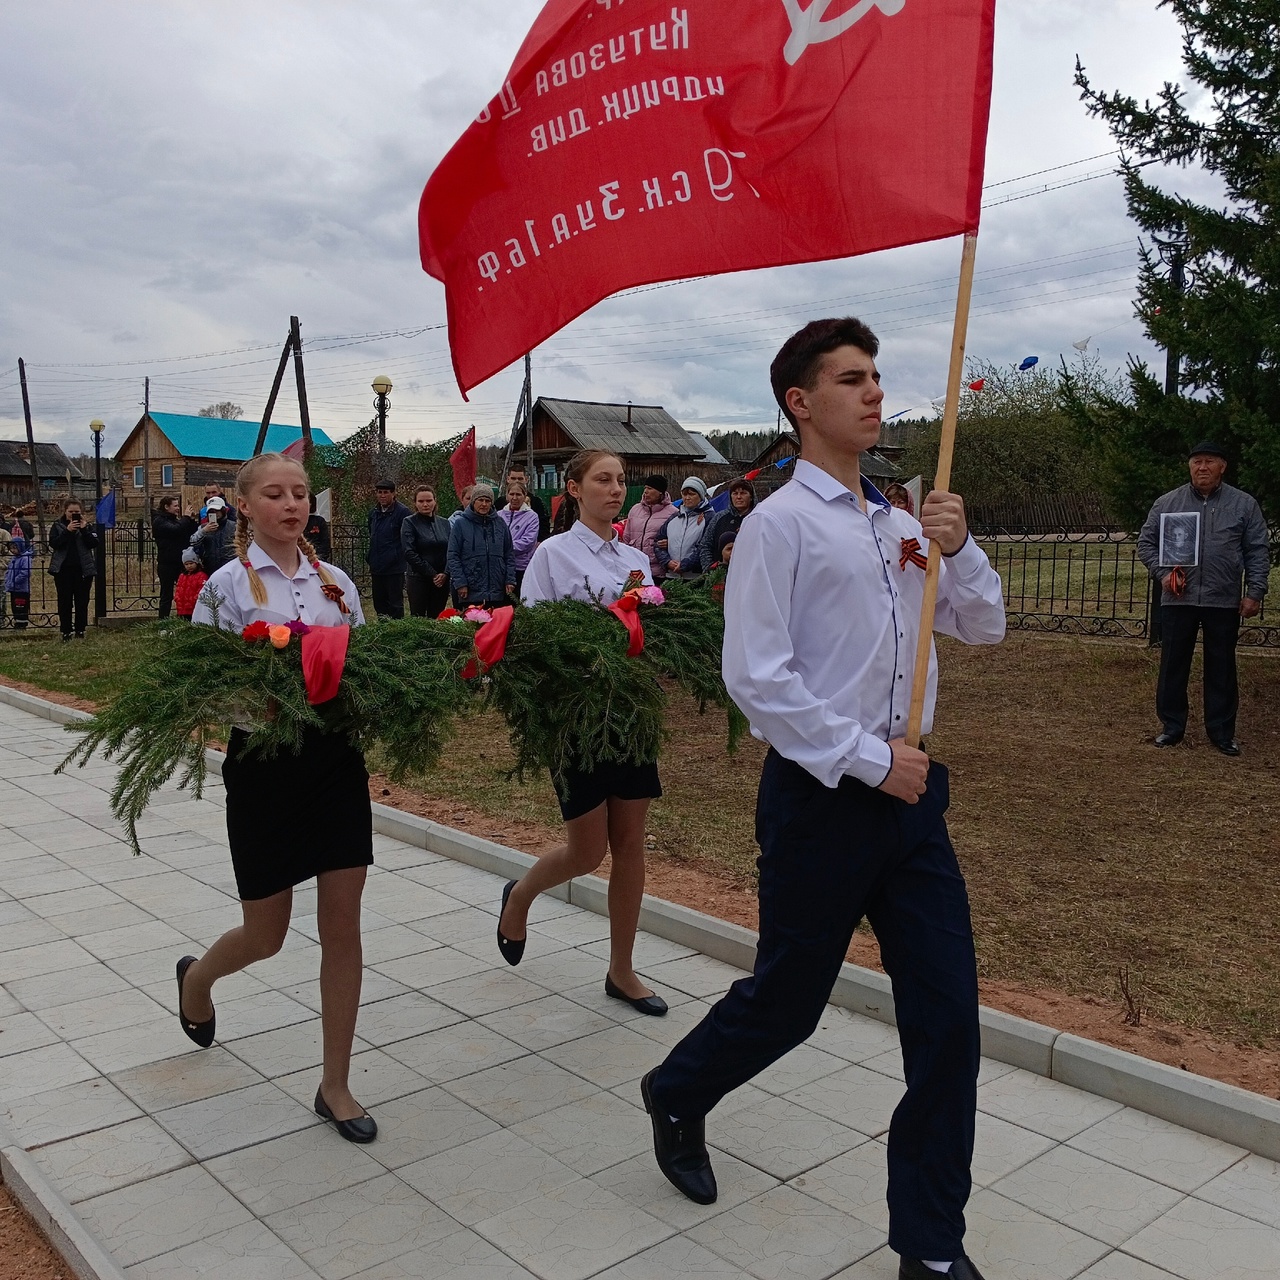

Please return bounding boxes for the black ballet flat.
[176,955,215,1048]
[497,880,525,966]
[605,974,668,1016]
[314,1087,377,1144]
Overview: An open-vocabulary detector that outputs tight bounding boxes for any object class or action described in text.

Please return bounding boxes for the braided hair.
[233,453,347,612]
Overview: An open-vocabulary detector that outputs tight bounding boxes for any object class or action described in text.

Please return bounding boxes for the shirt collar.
[792,459,891,511]
[568,520,619,555]
[246,540,319,581]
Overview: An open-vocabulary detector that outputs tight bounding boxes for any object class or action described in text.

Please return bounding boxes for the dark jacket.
[304,514,331,561]
[1137,481,1270,609]
[193,508,238,574]
[529,492,550,542]
[152,509,199,574]
[49,516,98,578]
[402,512,451,578]
[367,501,411,574]
[447,506,515,603]
[699,498,757,571]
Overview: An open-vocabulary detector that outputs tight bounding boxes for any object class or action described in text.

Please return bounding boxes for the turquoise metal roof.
[145,413,335,461]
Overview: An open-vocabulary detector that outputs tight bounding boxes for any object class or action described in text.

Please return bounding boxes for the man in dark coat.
[1137,441,1270,755]
[366,480,410,619]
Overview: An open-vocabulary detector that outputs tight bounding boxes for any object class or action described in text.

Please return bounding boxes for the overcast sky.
[0,0,1211,459]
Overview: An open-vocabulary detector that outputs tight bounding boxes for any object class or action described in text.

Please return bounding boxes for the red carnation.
[242,621,271,642]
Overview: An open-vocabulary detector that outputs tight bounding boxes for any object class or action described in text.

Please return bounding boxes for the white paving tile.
[32,1115,193,1203]
[1124,1194,1280,1280]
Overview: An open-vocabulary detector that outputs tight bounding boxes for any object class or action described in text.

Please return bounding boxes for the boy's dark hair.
[770,317,880,429]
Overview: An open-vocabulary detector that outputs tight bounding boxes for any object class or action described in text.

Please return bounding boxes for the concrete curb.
[0,1121,127,1280]
[6,682,1279,1166]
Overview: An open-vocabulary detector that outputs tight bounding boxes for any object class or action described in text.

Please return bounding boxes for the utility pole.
[290,316,314,459]
[143,376,151,516]
[254,330,295,457]
[16,360,47,543]
[523,354,534,483]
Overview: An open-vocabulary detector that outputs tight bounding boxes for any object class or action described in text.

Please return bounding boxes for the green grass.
[0,628,145,705]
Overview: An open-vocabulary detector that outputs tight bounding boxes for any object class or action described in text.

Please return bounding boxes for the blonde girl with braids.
[182,453,380,1143]
[498,449,669,1017]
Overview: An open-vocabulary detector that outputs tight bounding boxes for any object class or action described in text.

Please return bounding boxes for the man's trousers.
[651,750,980,1262]
[1156,605,1240,742]
[370,572,405,620]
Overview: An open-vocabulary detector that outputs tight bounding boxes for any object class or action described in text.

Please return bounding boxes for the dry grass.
[5,625,1279,1048]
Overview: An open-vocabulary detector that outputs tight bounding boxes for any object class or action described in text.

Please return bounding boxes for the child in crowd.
[4,528,32,629]
[172,548,207,620]
[497,449,668,1017]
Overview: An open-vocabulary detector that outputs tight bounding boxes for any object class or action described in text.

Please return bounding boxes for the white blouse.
[192,541,365,631]
[521,520,653,606]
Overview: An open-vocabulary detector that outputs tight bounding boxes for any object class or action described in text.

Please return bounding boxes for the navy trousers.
[652,750,979,1261]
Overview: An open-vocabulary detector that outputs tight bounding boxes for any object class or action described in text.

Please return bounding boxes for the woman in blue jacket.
[446,485,515,610]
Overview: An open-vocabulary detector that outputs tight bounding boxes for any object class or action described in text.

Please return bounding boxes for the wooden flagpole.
[905,231,979,749]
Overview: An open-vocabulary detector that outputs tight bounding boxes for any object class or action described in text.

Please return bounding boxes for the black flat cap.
[1188,441,1227,460]
[374,478,396,490]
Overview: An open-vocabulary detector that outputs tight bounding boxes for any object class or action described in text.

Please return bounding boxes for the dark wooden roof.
[750,431,900,479]
[534,397,704,459]
[0,440,84,480]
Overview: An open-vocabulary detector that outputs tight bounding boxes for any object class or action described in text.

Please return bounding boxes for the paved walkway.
[1,701,1278,1280]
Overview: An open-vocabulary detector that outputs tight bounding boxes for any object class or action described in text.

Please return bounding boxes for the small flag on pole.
[1018,356,1039,371]
[1072,337,1090,352]
[967,378,986,391]
[449,427,478,496]
[95,489,116,529]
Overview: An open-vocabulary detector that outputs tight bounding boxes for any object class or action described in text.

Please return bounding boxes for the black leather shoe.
[1153,731,1183,748]
[1212,738,1241,756]
[176,956,215,1048]
[497,880,525,966]
[640,1068,716,1204]
[899,1255,987,1280]
[314,1087,377,1143]
[605,974,668,1016]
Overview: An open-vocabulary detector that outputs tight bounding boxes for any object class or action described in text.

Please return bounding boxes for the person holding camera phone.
[48,499,98,640]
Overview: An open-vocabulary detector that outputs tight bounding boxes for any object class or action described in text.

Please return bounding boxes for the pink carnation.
[463,607,493,623]
[638,586,665,606]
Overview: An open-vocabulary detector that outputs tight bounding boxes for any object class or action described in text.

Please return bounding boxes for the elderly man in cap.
[1137,442,1269,755]
[366,479,411,619]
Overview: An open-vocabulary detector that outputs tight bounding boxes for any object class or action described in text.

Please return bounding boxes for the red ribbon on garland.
[301,626,350,706]
[461,605,514,680]
[607,592,645,657]
[899,537,929,572]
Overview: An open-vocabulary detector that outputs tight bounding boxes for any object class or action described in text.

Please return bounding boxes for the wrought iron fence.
[3,516,1275,649]
[973,525,1280,647]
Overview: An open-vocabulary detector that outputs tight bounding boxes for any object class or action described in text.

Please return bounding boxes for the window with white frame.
[161,464,174,486]
[133,466,145,487]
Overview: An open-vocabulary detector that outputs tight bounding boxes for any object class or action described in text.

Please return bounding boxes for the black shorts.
[556,759,662,823]
[222,727,374,900]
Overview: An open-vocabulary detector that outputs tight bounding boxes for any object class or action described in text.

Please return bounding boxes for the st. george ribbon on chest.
[419,0,996,394]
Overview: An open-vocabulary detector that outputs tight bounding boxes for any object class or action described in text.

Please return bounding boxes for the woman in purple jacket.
[497,481,540,592]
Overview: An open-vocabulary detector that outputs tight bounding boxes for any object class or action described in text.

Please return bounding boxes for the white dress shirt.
[192,541,365,631]
[723,459,1005,789]
[521,520,653,605]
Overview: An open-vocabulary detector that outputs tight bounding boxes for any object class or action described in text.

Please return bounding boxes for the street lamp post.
[371,376,392,465]
[90,419,107,622]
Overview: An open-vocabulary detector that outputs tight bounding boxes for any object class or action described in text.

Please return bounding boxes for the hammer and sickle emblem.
[781,0,907,65]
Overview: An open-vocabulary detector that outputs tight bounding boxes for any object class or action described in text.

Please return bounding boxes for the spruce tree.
[1072,0,1280,525]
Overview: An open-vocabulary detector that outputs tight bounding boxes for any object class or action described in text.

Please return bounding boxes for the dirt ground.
[0,1185,68,1280]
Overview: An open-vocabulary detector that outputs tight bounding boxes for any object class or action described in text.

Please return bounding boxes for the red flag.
[449,427,478,494]
[967,378,985,391]
[420,0,996,393]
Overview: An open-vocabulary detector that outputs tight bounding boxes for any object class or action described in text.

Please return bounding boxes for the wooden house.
[747,430,900,494]
[509,398,708,493]
[113,413,335,513]
[0,440,88,510]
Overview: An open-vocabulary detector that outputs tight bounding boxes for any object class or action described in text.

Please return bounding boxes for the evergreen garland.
[60,585,739,850]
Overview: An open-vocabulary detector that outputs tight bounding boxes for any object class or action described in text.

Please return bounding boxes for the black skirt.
[556,759,662,823]
[222,727,374,901]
